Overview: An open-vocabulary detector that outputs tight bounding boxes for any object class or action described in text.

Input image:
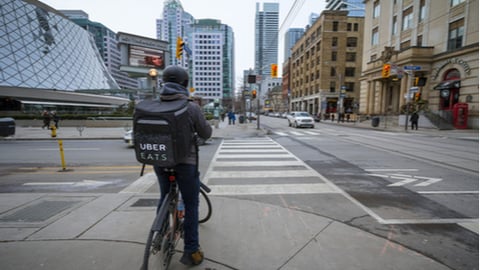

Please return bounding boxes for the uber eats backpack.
[133,98,194,167]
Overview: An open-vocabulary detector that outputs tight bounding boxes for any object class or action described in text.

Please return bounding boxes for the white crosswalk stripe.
[202,137,340,196]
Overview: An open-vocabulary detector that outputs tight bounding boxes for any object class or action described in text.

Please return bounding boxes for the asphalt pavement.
[0,118,477,269]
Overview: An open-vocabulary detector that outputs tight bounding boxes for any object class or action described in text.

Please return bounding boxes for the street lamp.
[148,68,158,99]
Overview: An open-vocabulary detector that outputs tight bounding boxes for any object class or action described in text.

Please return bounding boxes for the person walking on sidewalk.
[410,111,419,130]
[41,110,50,129]
[152,65,212,266]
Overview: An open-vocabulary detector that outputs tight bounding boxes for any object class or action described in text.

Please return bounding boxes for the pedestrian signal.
[176,37,184,59]
[382,64,391,78]
[251,90,257,99]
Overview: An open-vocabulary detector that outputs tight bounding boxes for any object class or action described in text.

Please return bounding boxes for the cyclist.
[153,65,212,266]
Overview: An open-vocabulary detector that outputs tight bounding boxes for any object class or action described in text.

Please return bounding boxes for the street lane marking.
[367,172,444,187]
[418,191,479,194]
[214,161,304,167]
[208,170,318,178]
[34,148,101,151]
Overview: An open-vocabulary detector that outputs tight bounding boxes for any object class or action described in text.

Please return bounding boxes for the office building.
[290,11,364,117]
[189,19,235,104]
[255,2,279,76]
[157,0,194,67]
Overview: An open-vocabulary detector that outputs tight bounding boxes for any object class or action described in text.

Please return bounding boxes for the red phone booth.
[453,103,468,129]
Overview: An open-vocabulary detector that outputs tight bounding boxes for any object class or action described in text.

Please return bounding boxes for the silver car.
[287,111,315,128]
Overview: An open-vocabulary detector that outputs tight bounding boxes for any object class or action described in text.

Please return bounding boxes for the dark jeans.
[154,164,200,252]
[411,121,418,130]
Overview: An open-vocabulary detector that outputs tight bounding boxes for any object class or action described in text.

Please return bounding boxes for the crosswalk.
[202,137,340,196]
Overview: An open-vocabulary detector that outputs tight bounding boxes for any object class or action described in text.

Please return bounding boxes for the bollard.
[58,140,67,171]
[50,125,57,137]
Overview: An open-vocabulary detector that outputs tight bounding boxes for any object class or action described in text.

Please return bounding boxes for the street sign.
[409,87,419,92]
[404,65,421,70]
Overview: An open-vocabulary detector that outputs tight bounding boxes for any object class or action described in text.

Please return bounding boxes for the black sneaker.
[180,249,204,265]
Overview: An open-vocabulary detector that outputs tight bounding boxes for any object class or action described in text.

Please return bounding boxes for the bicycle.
[140,167,212,270]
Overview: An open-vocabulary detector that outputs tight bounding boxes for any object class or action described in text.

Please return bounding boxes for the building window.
[345,82,355,92]
[373,1,380,18]
[331,51,337,61]
[417,35,423,46]
[354,23,359,31]
[448,18,464,51]
[419,0,426,22]
[345,67,355,77]
[347,23,352,31]
[371,27,379,45]
[346,52,356,62]
[451,0,465,6]
[332,37,338,47]
[346,37,357,47]
[329,81,336,92]
[330,67,336,77]
[333,21,339,32]
[402,7,413,30]
[392,16,397,35]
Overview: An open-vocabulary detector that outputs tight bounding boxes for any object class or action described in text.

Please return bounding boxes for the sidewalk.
[0,119,476,269]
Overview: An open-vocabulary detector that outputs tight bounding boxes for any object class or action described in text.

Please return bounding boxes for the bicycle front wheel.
[199,188,212,223]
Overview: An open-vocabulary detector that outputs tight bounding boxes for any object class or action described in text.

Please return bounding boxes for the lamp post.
[148,68,158,99]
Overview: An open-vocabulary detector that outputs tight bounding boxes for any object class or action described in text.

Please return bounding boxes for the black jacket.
[160,82,212,165]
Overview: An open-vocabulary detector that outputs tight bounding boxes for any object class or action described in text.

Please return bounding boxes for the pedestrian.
[228,111,235,125]
[410,111,419,130]
[152,65,212,266]
[52,111,60,129]
[42,110,50,129]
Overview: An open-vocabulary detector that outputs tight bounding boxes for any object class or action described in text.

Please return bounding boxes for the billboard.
[129,45,165,69]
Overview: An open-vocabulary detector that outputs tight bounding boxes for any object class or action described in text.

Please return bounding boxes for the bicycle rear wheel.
[141,196,175,270]
[199,188,212,223]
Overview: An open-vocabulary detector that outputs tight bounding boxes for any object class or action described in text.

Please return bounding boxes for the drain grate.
[0,200,81,223]
[131,198,159,207]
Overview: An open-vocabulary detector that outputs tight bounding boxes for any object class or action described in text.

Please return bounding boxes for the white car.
[124,129,134,147]
[287,111,315,128]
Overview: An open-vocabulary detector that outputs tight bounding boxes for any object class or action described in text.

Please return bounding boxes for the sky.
[40,0,326,84]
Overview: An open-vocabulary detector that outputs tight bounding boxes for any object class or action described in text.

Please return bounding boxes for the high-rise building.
[254,2,279,77]
[60,10,139,89]
[325,0,365,16]
[157,0,194,67]
[284,28,305,60]
[189,19,235,104]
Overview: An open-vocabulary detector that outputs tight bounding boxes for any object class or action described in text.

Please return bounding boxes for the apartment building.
[360,0,478,128]
[290,10,364,117]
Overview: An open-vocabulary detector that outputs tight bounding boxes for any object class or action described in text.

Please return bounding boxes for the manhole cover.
[131,198,158,207]
[0,200,80,223]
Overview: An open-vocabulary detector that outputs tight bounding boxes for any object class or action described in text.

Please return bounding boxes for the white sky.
[40,0,326,84]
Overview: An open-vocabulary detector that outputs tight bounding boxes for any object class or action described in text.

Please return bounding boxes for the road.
[0,117,478,270]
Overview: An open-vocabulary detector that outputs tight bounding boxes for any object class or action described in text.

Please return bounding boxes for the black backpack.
[133,99,194,167]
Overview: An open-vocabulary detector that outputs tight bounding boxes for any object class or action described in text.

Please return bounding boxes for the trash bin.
[0,117,15,137]
[239,115,245,124]
[371,116,380,127]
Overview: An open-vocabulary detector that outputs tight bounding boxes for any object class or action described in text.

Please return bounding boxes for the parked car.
[124,129,133,147]
[287,111,315,128]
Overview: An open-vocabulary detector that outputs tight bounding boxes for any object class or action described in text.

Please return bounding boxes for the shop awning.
[433,80,461,90]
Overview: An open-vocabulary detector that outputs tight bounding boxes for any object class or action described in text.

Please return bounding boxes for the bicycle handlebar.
[200,182,211,193]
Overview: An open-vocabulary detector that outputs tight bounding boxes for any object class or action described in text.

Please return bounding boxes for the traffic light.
[414,77,427,86]
[176,37,184,59]
[382,64,391,78]
[414,92,421,102]
[251,90,257,99]
[271,64,278,78]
